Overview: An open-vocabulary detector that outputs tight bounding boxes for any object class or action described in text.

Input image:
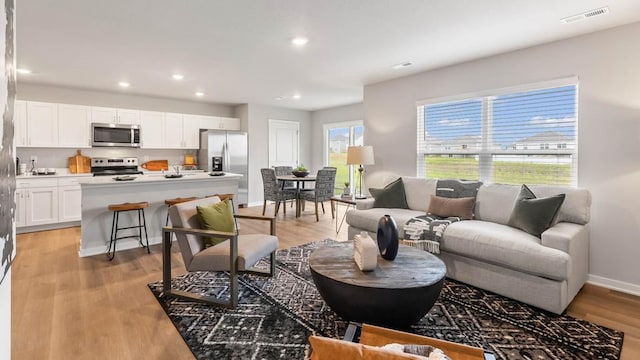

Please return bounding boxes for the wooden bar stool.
[107,202,150,261]
[164,197,198,225]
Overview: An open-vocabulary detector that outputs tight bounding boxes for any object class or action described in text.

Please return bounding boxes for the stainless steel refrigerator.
[198,130,248,206]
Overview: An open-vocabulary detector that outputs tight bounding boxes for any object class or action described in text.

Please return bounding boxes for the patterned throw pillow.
[507,184,565,237]
[369,178,409,209]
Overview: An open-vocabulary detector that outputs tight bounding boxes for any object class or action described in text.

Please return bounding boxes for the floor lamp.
[347,146,375,199]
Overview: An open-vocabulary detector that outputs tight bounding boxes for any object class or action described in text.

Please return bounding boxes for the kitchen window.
[416,79,578,186]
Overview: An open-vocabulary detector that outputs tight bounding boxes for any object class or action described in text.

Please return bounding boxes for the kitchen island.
[78,172,242,257]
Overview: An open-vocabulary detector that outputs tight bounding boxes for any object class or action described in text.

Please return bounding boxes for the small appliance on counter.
[91,157,144,176]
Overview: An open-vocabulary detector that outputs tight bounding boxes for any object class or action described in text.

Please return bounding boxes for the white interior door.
[269,119,299,167]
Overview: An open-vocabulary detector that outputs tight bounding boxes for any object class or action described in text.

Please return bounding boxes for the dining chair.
[299,168,337,221]
[273,166,296,207]
[261,168,298,216]
[162,196,278,309]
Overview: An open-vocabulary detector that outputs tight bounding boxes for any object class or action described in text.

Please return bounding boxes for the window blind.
[417,84,577,186]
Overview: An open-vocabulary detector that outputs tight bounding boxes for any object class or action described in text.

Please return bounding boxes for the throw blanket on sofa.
[401,215,462,254]
[402,179,482,254]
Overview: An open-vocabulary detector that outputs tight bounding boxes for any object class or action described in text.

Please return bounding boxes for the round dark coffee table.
[309,242,446,328]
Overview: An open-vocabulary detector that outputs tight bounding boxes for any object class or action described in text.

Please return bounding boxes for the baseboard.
[79,236,162,258]
[587,274,640,297]
[247,201,263,208]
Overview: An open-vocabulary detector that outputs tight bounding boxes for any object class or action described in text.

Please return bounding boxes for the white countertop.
[78,172,242,186]
[17,168,93,179]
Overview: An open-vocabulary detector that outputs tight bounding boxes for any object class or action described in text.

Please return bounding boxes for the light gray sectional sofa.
[346,176,591,314]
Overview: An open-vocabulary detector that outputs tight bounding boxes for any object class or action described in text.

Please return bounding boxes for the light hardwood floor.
[12,204,640,359]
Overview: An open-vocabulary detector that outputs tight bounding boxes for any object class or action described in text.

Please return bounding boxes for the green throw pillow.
[196,200,236,248]
[369,177,409,209]
[507,184,565,237]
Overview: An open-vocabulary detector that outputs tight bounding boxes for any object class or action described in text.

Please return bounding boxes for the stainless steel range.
[91,157,143,176]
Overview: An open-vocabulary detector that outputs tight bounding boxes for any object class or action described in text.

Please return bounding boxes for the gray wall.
[310,102,364,171]
[235,104,312,206]
[364,22,640,293]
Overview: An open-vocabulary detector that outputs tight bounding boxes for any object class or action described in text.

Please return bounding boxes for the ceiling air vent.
[561,7,609,24]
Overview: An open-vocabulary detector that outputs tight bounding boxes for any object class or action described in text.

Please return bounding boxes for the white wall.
[236,104,312,205]
[364,22,640,293]
[0,269,10,356]
[310,103,364,171]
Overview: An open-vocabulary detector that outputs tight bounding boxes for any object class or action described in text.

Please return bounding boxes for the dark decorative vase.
[377,214,399,260]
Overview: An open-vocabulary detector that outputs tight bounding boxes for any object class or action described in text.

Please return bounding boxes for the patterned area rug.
[148,240,624,360]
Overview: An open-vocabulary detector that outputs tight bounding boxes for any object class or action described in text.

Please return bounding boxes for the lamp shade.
[347,146,375,165]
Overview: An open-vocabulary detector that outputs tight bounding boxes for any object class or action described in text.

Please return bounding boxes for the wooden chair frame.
[162,214,276,309]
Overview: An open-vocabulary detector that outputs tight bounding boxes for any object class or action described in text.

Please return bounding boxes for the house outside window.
[416,79,578,186]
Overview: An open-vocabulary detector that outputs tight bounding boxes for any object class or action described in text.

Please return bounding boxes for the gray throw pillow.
[507,184,565,237]
[369,178,409,209]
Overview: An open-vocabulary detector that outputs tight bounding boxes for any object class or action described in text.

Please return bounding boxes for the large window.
[417,81,577,186]
[324,121,363,194]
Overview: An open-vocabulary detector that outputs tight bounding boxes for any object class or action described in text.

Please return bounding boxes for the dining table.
[276,174,316,217]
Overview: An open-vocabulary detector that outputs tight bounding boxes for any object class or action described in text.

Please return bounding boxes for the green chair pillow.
[369,177,409,209]
[196,199,236,248]
[507,185,565,237]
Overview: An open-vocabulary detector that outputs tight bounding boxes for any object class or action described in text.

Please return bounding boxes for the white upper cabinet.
[182,114,202,149]
[26,101,58,147]
[140,111,165,149]
[219,117,241,130]
[15,100,27,147]
[91,107,140,125]
[164,113,184,149]
[58,104,92,148]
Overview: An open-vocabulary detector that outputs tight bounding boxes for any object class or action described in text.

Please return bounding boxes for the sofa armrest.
[541,222,588,254]
[356,198,375,210]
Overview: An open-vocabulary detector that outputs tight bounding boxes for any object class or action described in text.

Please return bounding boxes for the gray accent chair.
[299,168,337,221]
[261,168,298,216]
[162,196,278,309]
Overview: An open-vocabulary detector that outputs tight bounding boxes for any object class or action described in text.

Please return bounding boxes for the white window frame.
[416,77,579,185]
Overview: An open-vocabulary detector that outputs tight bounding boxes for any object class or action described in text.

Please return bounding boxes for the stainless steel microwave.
[92,123,141,147]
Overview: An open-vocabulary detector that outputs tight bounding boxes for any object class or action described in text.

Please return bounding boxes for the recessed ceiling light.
[118,81,130,88]
[292,94,301,99]
[172,74,184,80]
[195,92,204,97]
[391,61,413,70]
[17,68,31,74]
[291,37,309,46]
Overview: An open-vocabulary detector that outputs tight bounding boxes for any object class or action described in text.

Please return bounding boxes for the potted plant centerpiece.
[292,164,310,177]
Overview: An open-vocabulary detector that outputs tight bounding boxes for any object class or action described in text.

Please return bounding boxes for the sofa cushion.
[427,195,475,220]
[401,177,437,211]
[441,220,570,280]
[507,185,565,237]
[346,208,425,234]
[528,185,591,225]
[369,178,409,209]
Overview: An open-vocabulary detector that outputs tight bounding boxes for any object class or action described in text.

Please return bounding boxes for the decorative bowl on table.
[292,170,309,177]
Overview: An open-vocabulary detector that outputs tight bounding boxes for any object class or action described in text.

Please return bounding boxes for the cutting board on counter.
[68,150,91,173]
[141,160,169,171]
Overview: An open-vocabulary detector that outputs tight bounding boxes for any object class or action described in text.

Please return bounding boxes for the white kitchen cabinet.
[182,115,201,148]
[17,178,59,227]
[26,101,58,147]
[92,107,140,125]
[58,177,82,222]
[219,117,241,130]
[15,189,27,227]
[15,100,27,147]
[140,111,165,149]
[199,115,218,130]
[58,104,92,148]
[164,113,184,148]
